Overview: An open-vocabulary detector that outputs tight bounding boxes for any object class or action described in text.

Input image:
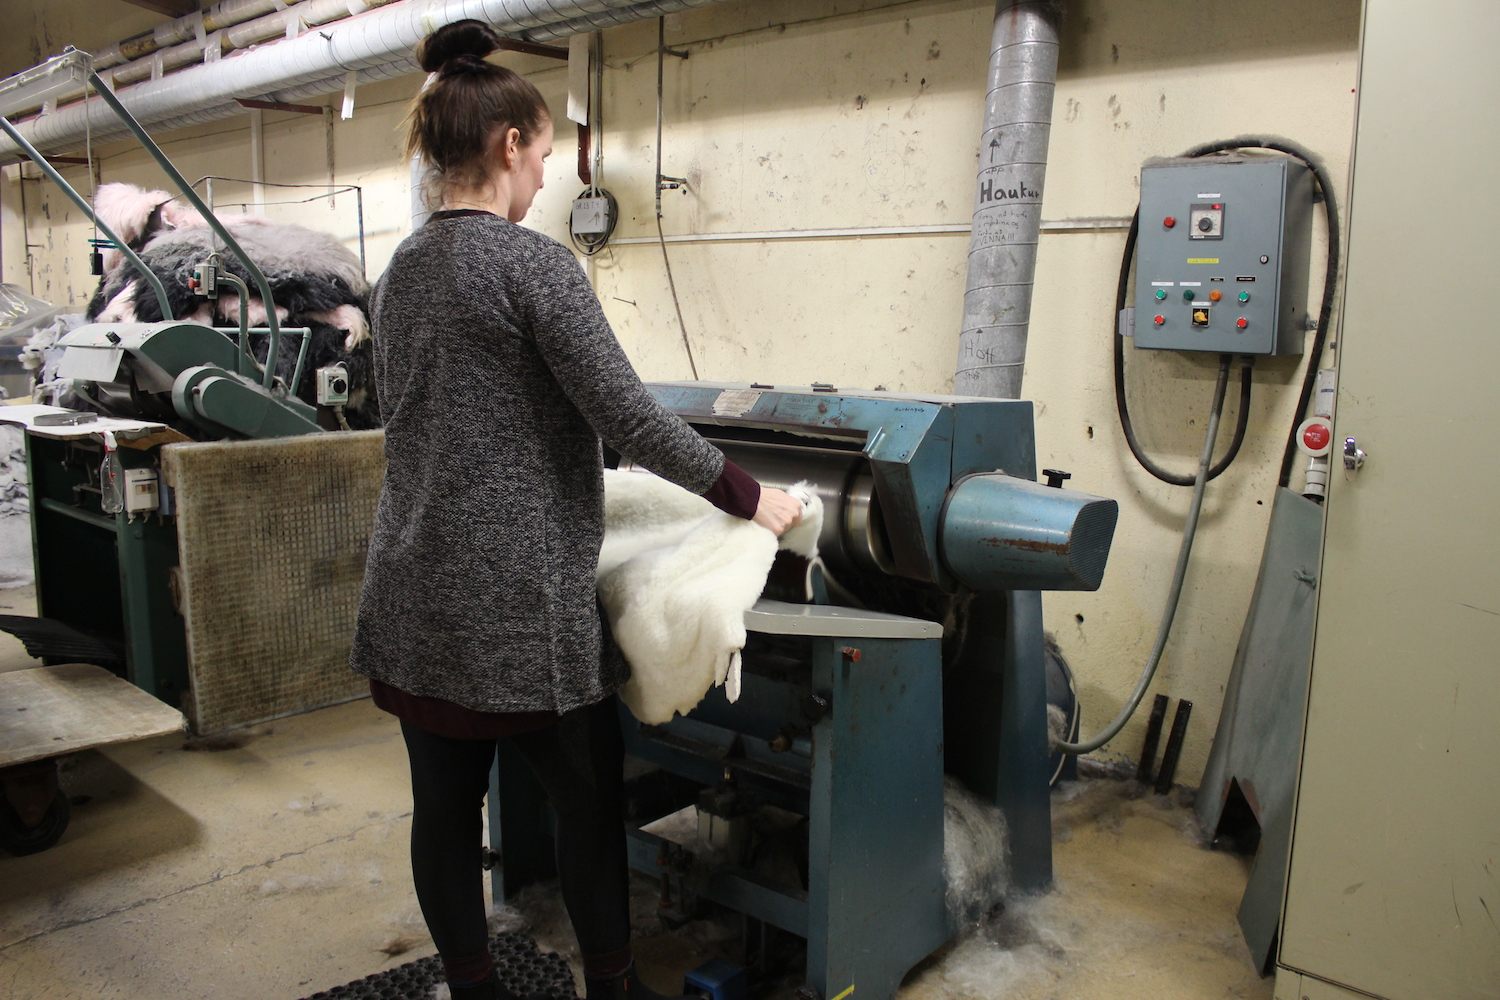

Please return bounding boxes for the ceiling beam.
[120,0,201,17]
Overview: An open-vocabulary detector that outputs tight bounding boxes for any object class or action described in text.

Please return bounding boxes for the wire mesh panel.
[162,431,384,733]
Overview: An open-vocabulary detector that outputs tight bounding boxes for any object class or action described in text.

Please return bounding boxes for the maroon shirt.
[371,459,760,738]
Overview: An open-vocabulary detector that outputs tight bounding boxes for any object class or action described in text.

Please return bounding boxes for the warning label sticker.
[712,389,764,417]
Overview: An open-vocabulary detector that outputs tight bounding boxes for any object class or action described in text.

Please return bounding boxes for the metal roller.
[623,439,896,576]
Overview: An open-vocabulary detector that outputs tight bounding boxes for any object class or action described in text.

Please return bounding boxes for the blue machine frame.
[487,383,1117,1000]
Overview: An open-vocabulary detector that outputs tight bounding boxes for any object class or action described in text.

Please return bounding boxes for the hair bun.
[437,53,492,78]
[417,19,501,74]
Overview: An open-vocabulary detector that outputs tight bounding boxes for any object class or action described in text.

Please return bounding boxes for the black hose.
[1115,136,1341,489]
[1114,210,1255,486]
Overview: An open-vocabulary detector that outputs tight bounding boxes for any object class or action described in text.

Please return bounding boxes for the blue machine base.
[683,959,749,1000]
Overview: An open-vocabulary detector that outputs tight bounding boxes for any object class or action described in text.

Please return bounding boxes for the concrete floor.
[0,584,1273,1000]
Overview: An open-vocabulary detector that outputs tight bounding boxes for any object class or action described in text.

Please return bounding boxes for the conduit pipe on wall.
[102,0,400,91]
[173,0,699,148]
[96,0,289,69]
[267,0,692,135]
[0,0,720,163]
[954,0,1061,399]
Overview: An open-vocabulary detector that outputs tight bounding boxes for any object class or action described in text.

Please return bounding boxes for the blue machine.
[683,959,749,1000]
[489,384,1118,1000]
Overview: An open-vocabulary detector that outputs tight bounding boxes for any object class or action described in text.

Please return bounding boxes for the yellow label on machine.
[1186,257,1221,264]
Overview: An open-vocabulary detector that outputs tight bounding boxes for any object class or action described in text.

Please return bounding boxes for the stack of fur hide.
[82,183,378,426]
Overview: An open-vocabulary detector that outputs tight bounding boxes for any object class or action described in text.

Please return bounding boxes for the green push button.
[1183,289,1196,302]
[1155,288,1168,301]
[1238,290,1251,303]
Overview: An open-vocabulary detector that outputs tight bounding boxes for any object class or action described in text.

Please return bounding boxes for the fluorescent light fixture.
[0,49,92,118]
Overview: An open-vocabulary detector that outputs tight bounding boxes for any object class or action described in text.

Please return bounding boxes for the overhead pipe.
[954,0,1061,399]
[0,0,721,162]
[96,0,289,70]
[209,0,700,152]
[103,0,401,91]
[527,1,698,39]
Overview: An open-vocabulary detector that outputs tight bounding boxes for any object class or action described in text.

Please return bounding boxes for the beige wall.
[1,0,1362,784]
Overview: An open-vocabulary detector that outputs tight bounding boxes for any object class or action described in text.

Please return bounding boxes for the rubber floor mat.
[301,931,576,1000]
[0,614,124,669]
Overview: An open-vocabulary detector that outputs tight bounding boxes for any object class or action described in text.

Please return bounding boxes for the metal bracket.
[497,38,569,61]
[234,98,323,116]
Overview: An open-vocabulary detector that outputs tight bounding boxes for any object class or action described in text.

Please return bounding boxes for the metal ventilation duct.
[0,0,724,163]
[954,0,1061,399]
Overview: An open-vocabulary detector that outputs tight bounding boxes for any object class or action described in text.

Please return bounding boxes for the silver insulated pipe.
[954,0,1060,399]
[0,0,727,162]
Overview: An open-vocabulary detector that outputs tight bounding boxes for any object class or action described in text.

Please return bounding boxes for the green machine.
[0,50,337,852]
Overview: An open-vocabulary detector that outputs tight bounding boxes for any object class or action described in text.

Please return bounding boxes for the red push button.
[1163,216,1176,229]
[1153,314,1165,326]
[1236,316,1249,330]
[1297,418,1334,457]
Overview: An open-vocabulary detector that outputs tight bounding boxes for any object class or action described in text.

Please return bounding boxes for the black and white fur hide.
[84,183,379,427]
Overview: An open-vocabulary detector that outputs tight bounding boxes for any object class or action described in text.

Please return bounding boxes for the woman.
[349,19,803,1000]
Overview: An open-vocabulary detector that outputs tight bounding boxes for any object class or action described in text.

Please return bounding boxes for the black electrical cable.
[1114,209,1255,486]
[1115,136,1340,488]
[1059,354,1233,755]
[1177,137,1341,489]
[569,186,617,257]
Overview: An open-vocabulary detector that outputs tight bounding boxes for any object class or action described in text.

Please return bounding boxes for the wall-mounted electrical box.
[1133,155,1313,355]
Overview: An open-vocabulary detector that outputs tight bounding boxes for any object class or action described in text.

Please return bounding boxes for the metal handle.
[1343,436,1367,472]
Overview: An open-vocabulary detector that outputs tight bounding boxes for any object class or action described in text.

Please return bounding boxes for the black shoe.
[584,962,684,1000]
[450,967,562,1000]
[448,968,506,1000]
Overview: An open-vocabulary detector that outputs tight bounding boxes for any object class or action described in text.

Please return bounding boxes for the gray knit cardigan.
[349,213,725,713]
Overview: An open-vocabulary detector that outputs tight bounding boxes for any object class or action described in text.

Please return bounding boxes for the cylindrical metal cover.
[941,474,1118,592]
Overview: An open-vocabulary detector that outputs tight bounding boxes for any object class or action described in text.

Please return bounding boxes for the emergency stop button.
[1297,418,1334,457]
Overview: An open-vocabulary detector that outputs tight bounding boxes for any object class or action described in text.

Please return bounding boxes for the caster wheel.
[1,761,72,855]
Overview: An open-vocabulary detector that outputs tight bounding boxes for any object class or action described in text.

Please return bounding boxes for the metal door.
[1276,2,1500,998]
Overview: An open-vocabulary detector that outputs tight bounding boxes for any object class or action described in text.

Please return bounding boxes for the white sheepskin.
[212,291,290,328]
[91,183,171,274]
[95,281,136,324]
[599,469,823,725]
[307,303,372,349]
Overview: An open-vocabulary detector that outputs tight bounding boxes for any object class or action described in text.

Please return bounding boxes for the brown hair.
[405,20,550,204]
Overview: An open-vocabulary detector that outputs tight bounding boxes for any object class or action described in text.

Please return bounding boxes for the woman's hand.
[753,487,804,537]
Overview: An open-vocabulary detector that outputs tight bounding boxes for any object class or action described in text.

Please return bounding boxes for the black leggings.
[400,697,630,983]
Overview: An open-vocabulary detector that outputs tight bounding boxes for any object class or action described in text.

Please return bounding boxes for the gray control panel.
[1133,156,1312,355]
